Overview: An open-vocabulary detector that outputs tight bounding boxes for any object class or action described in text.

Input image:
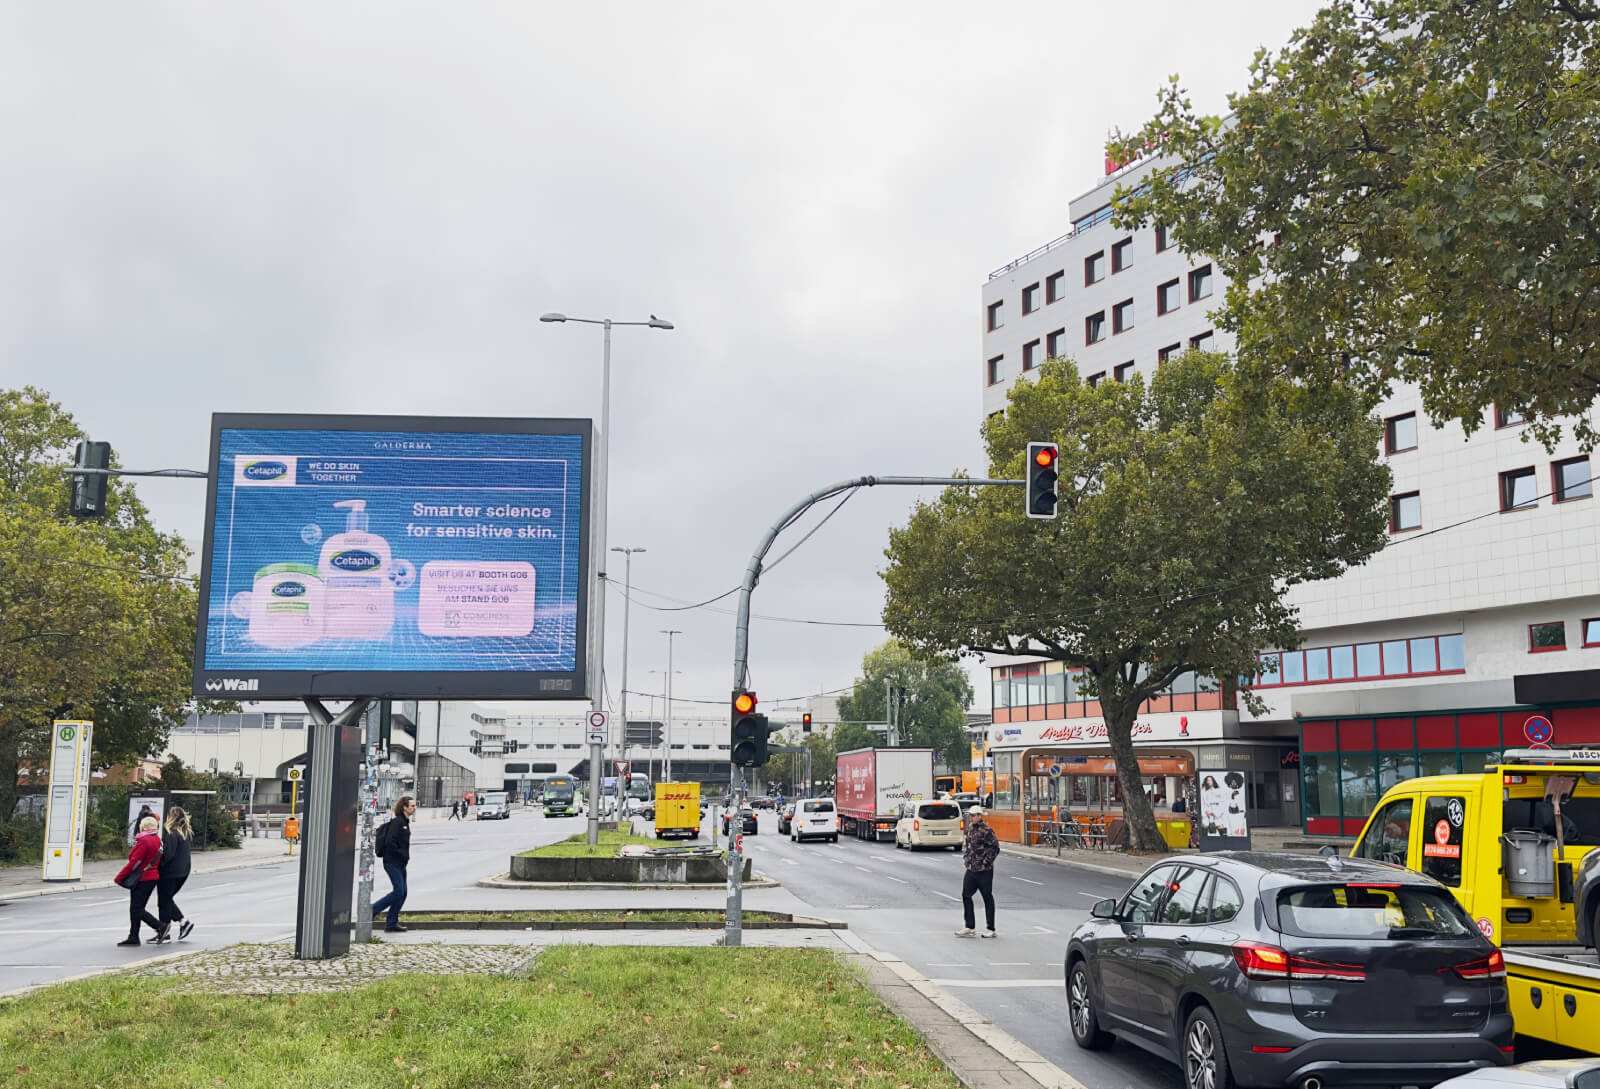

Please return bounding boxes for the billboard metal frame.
[192,411,593,701]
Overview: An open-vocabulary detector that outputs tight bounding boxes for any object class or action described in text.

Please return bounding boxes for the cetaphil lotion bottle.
[318,499,393,639]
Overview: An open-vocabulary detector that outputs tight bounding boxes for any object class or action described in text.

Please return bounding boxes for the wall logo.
[233,455,296,487]
[204,677,260,692]
[330,549,381,572]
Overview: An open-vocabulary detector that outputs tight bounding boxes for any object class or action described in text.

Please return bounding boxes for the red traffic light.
[734,692,757,714]
[1033,445,1058,468]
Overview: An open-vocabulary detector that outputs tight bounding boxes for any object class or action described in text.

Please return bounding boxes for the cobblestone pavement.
[129,941,539,994]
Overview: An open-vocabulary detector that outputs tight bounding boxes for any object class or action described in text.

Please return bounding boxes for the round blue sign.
[1523,715,1554,746]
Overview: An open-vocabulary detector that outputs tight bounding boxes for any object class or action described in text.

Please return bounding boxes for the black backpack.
[374,819,390,858]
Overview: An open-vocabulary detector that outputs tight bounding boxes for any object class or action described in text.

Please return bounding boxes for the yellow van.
[653,781,700,840]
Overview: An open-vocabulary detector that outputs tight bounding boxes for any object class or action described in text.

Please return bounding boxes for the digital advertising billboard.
[193,413,592,700]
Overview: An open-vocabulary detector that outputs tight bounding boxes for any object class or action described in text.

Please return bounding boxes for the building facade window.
[1530,621,1566,652]
[1495,405,1526,428]
[1022,340,1041,371]
[1385,412,1417,454]
[1022,282,1040,314]
[986,356,1004,386]
[1112,298,1134,334]
[1254,633,1465,691]
[1111,237,1133,273]
[1188,264,1214,302]
[1501,466,1538,511]
[1584,618,1600,647]
[1158,279,1181,315]
[1086,311,1106,343]
[1046,271,1065,304]
[1085,251,1106,284]
[1390,491,1421,532]
[1158,342,1181,363]
[1554,455,1592,502]
[987,300,1004,331]
[1114,361,1134,382]
[1046,328,1066,359]
[1189,330,1214,351]
[1086,371,1105,387]
[1155,224,1173,252]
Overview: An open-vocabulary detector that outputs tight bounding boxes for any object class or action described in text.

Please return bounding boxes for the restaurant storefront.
[1297,703,1600,836]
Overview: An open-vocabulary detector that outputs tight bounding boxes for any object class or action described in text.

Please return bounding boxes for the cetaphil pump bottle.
[318,499,393,639]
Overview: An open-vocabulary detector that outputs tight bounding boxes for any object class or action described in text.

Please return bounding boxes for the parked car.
[895,799,964,851]
[722,807,758,836]
[1065,852,1514,1089]
[1434,1058,1600,1088]
[789,797,838,843]
[778,802,796,835]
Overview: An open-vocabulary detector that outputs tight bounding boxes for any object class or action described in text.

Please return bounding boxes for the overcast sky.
[1,2,1326,720]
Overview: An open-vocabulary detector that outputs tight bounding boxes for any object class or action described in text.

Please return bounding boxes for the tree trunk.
[1102,696,1167,853]
[0,721,21,823]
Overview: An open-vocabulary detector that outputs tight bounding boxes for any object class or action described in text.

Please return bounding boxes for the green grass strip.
[518,827,672,857]
[0,947,960,1089]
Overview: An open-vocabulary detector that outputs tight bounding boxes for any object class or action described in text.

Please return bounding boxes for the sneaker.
[116,938,140,947]
[981,929,997,939]
[954,927,976,937]
[150,929,169,944]
[178,920,194,941]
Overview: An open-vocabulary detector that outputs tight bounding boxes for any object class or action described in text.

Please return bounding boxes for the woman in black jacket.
[371,795,415,933]
[154,806,194,943]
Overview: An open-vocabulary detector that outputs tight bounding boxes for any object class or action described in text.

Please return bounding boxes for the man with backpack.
[371,795,415,933]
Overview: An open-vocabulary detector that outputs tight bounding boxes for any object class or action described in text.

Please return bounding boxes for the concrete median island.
[510,828,750,883]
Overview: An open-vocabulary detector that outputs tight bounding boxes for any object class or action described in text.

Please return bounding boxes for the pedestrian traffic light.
[1025,441,1059,520]
[70,440,111,519]
[731,690,770,767]
[802,713,812,733]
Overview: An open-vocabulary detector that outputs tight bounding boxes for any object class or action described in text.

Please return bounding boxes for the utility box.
[653,781,700,840]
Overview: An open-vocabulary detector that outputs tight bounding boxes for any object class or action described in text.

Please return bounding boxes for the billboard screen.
[194,413,592,699]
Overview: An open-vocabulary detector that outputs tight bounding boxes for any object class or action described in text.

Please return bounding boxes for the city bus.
[542,775,581,817]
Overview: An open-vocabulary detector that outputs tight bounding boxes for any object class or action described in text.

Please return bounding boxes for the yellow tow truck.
[1349,747,1600,1053]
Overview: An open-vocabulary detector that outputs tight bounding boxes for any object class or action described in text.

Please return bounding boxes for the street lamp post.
[611,546,646,771]
[661,629,681,780]
[540,311,673,846]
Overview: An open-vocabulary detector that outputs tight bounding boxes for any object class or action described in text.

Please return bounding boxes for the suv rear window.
[919,803,960,820]
[1277,884,1474,940]
[802,800,834,813]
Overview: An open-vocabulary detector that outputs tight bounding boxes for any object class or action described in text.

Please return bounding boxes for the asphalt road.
[737,811,1185,1089]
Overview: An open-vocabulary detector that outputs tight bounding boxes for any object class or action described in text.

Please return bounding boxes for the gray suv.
[1576,847,1600,954]
[1065,852,1514,1089]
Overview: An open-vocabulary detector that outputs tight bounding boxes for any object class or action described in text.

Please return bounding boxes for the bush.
[0,817,45,864]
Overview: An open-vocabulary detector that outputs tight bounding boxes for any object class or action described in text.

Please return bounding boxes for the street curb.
[475,871,781,891]
[0,941,232,1002]
[0,851,295,903]
[838,931,1087,1089]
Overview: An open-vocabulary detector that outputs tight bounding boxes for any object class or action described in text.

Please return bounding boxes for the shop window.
[992,750,1019,808]
[1377,752,1417,795]
[1530,621,1566,652]
[1353,797,1413,865]
[1418,751,1459,777]
[1420,796,1464,887]
[1460,751,1502,774]
[1339,753,1379,823]
[1302,753,1339,819]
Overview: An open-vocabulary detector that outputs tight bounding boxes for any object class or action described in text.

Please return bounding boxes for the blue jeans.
[371,862,407,929]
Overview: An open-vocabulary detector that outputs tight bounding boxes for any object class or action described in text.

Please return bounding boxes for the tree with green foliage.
[833,641,974,772]
[830,722,878,759]
[763,730,836,797]
[1108,0,1600,446]
[881,354,1390,852]
[0,387,201,826]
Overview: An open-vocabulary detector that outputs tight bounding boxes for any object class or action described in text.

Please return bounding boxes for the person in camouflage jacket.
[956,807,999,938]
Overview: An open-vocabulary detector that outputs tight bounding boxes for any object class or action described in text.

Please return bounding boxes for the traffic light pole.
[726,474,1019,948]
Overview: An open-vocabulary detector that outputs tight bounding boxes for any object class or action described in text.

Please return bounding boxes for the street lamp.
[661,629,682,780]
[611,545,646,768]
[540,311,674,845]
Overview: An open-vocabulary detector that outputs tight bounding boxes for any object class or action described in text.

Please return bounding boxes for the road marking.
[855,866,871,873]
[884,876,909,885]
[1077,891,1105,899]
[927,962,970,967]
[0,923,298,935]
[780,858,799,867]
[871,854,897,863]
[1007,875,1044,886]
[932,890,960,902]
[1029,925,1057,934]
[989,962,1031,966]
[931,978,1060,988]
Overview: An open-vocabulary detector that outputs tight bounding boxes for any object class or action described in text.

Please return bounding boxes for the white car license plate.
[932,830,947,836]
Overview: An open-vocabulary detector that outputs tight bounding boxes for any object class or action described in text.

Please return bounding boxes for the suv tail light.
[1447,950,1506,980]
[1232,941,1366,981]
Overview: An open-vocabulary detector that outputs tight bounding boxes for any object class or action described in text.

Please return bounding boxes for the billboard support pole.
[296,697,372,960]
[727,474,1021,950]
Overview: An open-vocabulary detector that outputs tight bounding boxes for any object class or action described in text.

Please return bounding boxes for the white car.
[789,798,838,843]
[894,799,963,851]
[1433,1058,1600,1088]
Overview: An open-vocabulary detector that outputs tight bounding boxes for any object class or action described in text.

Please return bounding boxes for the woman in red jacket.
[115,815,163,947]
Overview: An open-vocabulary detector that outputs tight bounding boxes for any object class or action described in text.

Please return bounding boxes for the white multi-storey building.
[979,155,1600,843]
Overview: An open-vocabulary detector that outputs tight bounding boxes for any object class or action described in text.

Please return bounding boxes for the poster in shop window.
[1198,771,1250,851]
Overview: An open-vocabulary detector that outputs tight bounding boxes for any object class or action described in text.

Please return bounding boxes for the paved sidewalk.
[0,834,291,902]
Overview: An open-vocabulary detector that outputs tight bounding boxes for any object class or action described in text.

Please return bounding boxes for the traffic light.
[70,440,111,519]
[1025,441,1059,520]
[802,713,812,733]
[731,690,770,767]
